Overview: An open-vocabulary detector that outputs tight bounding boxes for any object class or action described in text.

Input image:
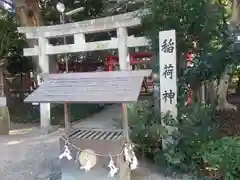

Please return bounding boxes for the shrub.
[156,103,218,174]
[127,100,240,179]
[127,101,168,158]
[199,136,240,179]
[128,100,219,176]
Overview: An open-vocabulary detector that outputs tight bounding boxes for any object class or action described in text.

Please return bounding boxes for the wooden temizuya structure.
[24,70,151,179]
[17,10,149,129]
[18,9,153,180]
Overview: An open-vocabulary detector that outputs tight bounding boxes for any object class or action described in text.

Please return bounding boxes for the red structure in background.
[16,51,192,98]
[106,52,154,95]
[186,50,194,105]
[105,52,153,71]
[57,61,104,73]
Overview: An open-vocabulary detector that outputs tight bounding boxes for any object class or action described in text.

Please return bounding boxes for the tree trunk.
[15,0,41,44]
[216,65,237,111]
[206,80,218,106]
[231,0,240,25]
[200,82,205,104]
[214,0,240,111]
[16,0,57,86]
[235,74,240,94]
[15,0,42,88]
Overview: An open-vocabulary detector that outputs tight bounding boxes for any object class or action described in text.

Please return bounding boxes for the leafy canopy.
[141,0,234,83]
[0,9,27,66]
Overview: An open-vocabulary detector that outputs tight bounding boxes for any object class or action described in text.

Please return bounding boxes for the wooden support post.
[117,27,131,180]
[38,37,51,128]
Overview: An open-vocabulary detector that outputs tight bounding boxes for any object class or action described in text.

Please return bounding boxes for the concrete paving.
[0,129,61,180]
[0,105,187,180]
[73,104,122,129]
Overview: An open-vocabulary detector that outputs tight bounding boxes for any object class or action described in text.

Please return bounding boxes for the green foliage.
[128,98,240,179]
[40,0,105,25]
[40,0,111,57]
[142,0,228,53]
[137,0,240,178]
[0,9,29,72]
[155,103,217,174]
[40,0,145,42]
[199,136,240,179]
[10,103,105,125]
[141,0,235,84]
[183,39,240,86]
[152,101,240,179]
[127,101,168,157]
[0,10,25,56]
[128,100,222,178]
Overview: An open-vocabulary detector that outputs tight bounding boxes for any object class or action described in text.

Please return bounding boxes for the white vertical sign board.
[159,30,177,147]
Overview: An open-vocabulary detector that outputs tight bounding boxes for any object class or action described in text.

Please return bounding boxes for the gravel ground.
[0,128,62,180]
[0,105,188,180]
[0,127,188,180]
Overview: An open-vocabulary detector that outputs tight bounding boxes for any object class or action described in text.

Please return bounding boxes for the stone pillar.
[117,27,129,70]
[74,33,85,45]
[38,37,51,129]
[0,70,9,134]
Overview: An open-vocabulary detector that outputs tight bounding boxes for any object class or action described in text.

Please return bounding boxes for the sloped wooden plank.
[24,70,151,103]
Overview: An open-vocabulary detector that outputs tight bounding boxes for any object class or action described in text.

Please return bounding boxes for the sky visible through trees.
[0,0,15,12]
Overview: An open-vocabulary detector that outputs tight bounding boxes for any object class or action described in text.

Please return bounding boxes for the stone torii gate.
[17,10,149,129]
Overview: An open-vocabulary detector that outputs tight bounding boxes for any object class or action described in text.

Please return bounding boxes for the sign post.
[159,30,178,149]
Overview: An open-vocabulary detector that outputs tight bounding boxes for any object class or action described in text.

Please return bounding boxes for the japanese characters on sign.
[162,64,174,79]
[162,90,175,104]
[161,38,174,53]
[159,30,177,118]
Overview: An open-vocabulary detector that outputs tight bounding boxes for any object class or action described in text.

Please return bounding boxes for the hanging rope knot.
[59,145,72,160]
[108,155,119,177]
[124,143,138,170]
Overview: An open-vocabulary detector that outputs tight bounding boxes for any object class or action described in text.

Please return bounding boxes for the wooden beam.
[23,37,149,56]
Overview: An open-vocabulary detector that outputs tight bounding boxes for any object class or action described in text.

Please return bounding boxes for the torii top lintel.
[17,10,149,39]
